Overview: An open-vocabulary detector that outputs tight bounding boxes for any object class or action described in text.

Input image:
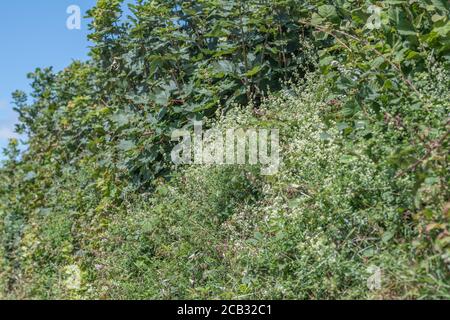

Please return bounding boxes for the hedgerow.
[0,0,449,299]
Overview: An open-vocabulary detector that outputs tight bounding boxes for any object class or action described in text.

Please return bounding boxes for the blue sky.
[0,1,96,157]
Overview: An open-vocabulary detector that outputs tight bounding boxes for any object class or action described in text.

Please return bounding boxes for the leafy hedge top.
[5,0,450,190]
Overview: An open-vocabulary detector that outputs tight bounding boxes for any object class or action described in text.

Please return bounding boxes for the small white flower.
[64,265,82,290]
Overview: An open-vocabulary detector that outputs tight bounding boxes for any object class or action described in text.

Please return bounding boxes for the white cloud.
[0,100,7,108]
[0,127,18,140]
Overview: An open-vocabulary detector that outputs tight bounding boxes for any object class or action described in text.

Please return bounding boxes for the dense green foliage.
[1,0,449,299]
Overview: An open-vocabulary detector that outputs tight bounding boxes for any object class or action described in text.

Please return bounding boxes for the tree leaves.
[244,65,264,77]
[392,8,417,36]
[77,0,315,187]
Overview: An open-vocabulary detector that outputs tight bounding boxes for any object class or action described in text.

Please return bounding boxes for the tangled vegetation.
[0,0,449,299]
